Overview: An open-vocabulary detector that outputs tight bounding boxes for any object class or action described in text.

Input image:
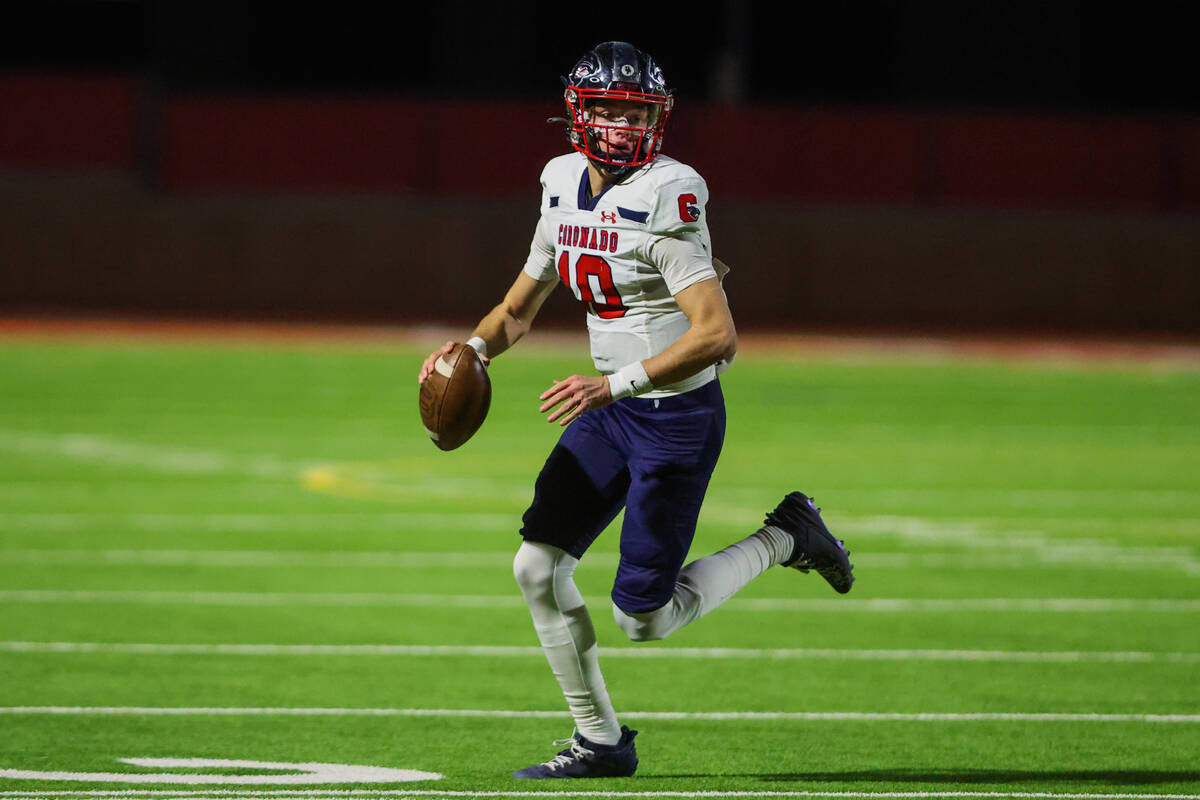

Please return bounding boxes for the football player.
[418,41,854,779]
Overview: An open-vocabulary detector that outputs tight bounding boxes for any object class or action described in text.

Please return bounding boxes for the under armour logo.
[600,211,617,223]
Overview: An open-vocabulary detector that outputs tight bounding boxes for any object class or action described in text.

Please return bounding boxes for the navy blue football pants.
[520,378,726,613]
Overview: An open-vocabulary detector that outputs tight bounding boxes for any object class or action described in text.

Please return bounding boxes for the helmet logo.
[648,63,666,89]
[572,59,597,81]
[562,43,673,176]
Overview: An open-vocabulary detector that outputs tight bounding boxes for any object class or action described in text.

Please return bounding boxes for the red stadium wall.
[2,75,1199,334]
[157,94,1200,213]
[0,75,139,170]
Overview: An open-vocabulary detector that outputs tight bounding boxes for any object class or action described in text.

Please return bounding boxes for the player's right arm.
[469,271,558,358]
[418,271,557,384]
[419,182,559,384]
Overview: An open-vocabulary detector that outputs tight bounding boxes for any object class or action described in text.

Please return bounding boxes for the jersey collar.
[577,167,616,211]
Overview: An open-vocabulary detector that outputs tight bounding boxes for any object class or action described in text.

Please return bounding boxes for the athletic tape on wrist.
[607,361,653,400]
[466,337,488,358]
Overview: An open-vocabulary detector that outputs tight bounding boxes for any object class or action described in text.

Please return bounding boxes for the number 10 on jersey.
[557,250,628,319]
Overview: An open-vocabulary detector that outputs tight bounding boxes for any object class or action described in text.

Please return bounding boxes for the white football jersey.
[522,152,718,397]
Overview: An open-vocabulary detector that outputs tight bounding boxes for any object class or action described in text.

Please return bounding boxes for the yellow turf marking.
[300,462,411,502]
[299,462,532,504]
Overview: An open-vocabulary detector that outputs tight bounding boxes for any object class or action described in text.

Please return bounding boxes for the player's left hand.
[539,375,612,426]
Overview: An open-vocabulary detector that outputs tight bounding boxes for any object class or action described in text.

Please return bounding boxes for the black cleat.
[766,491,855,594]
[512,727,638,779]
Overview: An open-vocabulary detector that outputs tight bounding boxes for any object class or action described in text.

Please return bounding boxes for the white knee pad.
[513,541,559,594]
[612,575,705,642]
[513,541,582,609]
[612,603,675,642]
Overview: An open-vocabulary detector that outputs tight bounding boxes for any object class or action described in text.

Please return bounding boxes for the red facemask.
[563,86,674,173]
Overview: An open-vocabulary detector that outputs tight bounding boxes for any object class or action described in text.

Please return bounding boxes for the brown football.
[418,343,491,451]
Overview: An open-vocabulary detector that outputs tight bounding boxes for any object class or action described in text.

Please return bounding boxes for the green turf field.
[0,329,1198,799]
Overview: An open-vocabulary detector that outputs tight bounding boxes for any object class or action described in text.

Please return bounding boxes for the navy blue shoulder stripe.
[617,207,648,223]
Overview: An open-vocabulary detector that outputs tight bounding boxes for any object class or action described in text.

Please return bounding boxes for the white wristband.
[606,361,653,400]
[466,337,488,358]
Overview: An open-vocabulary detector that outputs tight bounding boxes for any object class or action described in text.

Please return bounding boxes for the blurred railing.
[4,74,1199,212]
[2,74,1198,334]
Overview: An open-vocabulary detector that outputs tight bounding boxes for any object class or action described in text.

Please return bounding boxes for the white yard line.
[4,792,1200,800]
[2,509,1196,575]
[0,431,532,503]
[723,597,1200,612]
[1,590,1197,612]
[4,511,1198,533]
[0,548,1195,574]
[0,427,1196,512]
[0,431,301,480]
[0,428,1195,576]
[0,707,1196,723]
[0,512,518,533]
[3,429,1198,515]
[2,641,1197,664]
[0,590,522,608]
[0,550,535,568]
[2,509,1197,574]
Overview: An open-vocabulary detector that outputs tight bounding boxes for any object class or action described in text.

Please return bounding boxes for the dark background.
[2,1,1198,336]
[5,1,1197,111]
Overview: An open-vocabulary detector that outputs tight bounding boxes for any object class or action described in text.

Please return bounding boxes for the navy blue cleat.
[766,491,855,594]
[512,727,638,779]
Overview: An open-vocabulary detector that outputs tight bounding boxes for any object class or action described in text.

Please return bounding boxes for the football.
[418,343,491,451]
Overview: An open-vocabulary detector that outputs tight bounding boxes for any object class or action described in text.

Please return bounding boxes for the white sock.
[513,541,622,745]
[681,526,793,609]
[613,527,793,641]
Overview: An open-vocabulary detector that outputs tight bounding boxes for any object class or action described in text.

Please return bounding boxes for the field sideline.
[0,318,1197,799]
[3,316,1199,365]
